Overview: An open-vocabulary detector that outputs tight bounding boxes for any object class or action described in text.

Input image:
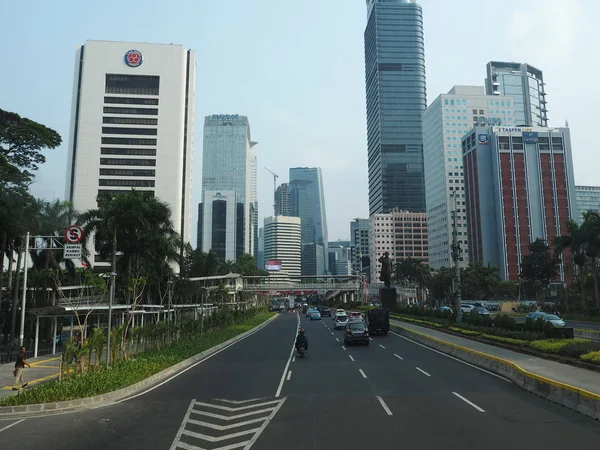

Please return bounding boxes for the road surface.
[0,312,598,449]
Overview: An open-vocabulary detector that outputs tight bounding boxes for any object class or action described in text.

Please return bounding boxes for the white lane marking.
[379,344,386,349]
[453,392,485,412]
[415,367,431,377]
[331,332,334,336]
[390,331,511,383]
[194,400,281,412]
[341,346,347,350]
[287,370,292,381]
[369,337,373,341]
[119,314,280,403]
[169,400,196,450]
[292,355,295,363]
[359,369,367,378]
[348,355,355,362]
[275,313,300,397]
[376,396,393,416]
[240,397,287,449]
[394,353,403,360]
[0,419,25,434]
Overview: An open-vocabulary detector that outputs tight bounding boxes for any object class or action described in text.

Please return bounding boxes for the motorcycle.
[296,344,307,358]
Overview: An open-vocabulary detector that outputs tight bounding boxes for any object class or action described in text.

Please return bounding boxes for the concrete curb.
[391,322,600,421]
[0,313,279,419]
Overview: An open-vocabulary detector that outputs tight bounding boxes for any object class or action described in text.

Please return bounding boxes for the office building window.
[103,107,158,115]
[103,117,158,126]
[102,127,157,136]
[105,74,160,96]
[99,179,155,187]
[104,97,158,105]
[101,137,156,146]
[101,147,157,156]
[100,158,156,166]
[99,168,155,177]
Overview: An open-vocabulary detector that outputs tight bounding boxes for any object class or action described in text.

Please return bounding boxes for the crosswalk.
[170,397,286,450]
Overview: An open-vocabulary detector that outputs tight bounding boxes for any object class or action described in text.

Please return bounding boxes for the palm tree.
[77,190,180,277]
[556,218,587,308]
[32,199,77,270]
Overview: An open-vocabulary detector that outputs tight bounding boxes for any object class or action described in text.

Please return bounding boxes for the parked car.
[344,320,370,346]
[525,311,546,321]
[460,304,475,313]
[439,306,453,314]
[310,310,322,321]
[473,306,490,316]
[333,314,349,330]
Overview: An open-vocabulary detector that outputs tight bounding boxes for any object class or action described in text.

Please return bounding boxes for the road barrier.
[575,329,600,341]
[391,322,600,421]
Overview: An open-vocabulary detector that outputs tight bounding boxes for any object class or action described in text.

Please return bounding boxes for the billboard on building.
[265,260,282,271]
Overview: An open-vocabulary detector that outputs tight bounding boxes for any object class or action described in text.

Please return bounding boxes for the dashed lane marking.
[415,367,431,377]
[452,392,485,412]
[376,396,393,416]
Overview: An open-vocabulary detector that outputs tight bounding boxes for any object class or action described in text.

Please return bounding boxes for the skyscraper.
[198,114,258,261]
[463,126,576,282]
[275,183,289,216]
[65,40,195,267]
[263,216,301,278]
[485,61,548,127]
[288,167,329,275]
[422,86,515,269]
[364,0,427,215]
[575,186,600,223]
[350,218,370,274]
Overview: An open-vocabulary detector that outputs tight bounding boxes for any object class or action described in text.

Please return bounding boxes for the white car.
[461,304,475,313]
[333,314,349,329]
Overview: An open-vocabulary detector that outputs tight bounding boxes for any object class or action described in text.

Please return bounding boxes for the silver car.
[333,314,349,330]
[542,314,566,328]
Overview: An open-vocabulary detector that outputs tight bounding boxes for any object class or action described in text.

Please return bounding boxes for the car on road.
[310,310,322,320]
[335,309,346,316]
[349,311,363,321]
[439,306,453,314]
[473,306,490,315]
[344,320,369,346]
[541,314,566,328]
[525,311,546,321]
[333,314,349,329]
[460,304,475,313]
[319,306,332,317]
[306,308,316,317]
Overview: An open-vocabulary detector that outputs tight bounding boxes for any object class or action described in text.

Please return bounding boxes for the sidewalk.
[391,319,600,396]
[0,353,62,398]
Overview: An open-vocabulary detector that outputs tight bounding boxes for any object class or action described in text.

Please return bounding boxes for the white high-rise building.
[422,86,515,269]
[199,115,258,261]
[263,216,301,278]
[65,40,196,267]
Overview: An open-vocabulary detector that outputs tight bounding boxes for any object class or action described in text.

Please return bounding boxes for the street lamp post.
[19,232,30,346]
[167,280,174,342]
[106,228,117,366]
[450,191,463,323]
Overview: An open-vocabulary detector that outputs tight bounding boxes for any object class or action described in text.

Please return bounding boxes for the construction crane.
[264,167,278,216]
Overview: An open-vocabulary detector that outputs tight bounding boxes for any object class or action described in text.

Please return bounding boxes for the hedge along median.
[391,313,600,367]
[0,309,277,408]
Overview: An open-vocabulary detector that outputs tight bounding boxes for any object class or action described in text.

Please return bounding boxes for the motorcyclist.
[295,328,308,352]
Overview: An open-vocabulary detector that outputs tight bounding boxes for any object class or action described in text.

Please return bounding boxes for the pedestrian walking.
[12,346,31,391]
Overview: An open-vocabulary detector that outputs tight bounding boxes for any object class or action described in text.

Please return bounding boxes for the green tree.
[556,218,587,308]
[394,258,431,302]
[520,239,558,303]
[580,211,600,308]
[78,190,180,280]
[460,262,500,300]
[428,267,454,302]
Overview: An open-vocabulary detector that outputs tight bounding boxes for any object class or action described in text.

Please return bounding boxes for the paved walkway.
[0,353,63,398]
[391,319,600,395]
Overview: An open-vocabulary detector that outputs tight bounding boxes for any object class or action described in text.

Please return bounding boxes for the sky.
[1,0,599,246]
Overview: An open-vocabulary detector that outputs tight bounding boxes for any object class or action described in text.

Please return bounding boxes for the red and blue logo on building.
[124,50,143,67]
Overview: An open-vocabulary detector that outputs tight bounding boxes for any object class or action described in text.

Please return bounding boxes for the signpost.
[63,226,84,260]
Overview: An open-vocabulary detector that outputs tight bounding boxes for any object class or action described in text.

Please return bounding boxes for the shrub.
[580,351,600,364]
[529,339,584,353]
[543,321,557,338]
[481,334,529,346]
[494,314,503,328]
[481,315,494,328]
[524,317,534,332]
[557,340,600,358]
[534,317,545,332]
[500,314,517,331]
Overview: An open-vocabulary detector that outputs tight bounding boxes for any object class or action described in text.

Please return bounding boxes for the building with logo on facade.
[198,115,258,262]
[288,167,329,275]
[423,86,516,270]
[275,183,289,216]
[463,126,576,282]
[263,216,301,278]
[351,219,370,275]
[575,186,600,223]
[65,40,195,268]
[485,61,548,127]
[369,210,428,283]
[364,0,427,215]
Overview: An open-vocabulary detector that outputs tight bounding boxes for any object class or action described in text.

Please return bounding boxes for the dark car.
[320,306,331,317]
[344,320,370,346]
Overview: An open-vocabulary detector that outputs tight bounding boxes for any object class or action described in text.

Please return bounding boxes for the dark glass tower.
[364,0,426,214]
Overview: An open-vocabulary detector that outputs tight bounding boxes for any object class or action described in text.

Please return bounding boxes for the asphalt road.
[0,311,599,449]
[512,316,600,331]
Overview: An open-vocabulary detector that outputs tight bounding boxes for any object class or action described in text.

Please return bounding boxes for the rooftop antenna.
[264,167,278,216]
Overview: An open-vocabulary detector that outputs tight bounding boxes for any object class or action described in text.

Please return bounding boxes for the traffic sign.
[63,244,82,259]
[65,226,84,244]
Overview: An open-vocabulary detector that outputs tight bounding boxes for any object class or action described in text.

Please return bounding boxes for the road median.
[0,311,278,419]
[391,320,600,421]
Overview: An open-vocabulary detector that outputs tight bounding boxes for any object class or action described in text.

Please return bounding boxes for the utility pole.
[264,167,278,216]
[451,191,463,323]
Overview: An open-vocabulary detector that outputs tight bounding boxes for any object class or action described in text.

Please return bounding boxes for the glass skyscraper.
[364,0,427,215]
[288,167,329,275]
[198,114,258,261]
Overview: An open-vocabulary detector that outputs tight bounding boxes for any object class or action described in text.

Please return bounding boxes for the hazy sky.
[1,0,598,246]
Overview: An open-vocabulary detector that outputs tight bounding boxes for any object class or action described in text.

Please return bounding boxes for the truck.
[365,308,390,335]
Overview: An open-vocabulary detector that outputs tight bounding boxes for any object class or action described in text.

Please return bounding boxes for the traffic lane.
[512,316,600,331]
[366,331,600,445]
[0,313,297,450]
[255,316,391,449]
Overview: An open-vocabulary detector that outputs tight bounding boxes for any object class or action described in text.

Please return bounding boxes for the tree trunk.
[7,241,14,290]
[593,257,600,309]
[579,264,585,309]
[10,245,23,343]
[0,231,6,307]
